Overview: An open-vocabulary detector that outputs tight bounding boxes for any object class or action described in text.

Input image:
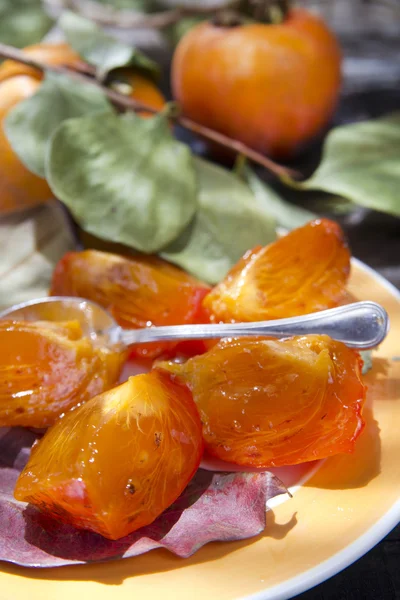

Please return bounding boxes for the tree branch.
[0,42,299,180]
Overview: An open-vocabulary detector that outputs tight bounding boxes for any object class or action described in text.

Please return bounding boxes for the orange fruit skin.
[203,219,350,323]
[0,75,47,213]
[0,320,125,428]
[0,43,82,214]
[0,42,83,83]
[172,9,341,159]
[14,372,203,540]
[0,44,165,215]
[112,68,165,115]
[51,250,210,359]
[157,335,366,468]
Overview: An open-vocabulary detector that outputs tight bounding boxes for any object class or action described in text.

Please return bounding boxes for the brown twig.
[177,116,297,178]
[0,42,298,180]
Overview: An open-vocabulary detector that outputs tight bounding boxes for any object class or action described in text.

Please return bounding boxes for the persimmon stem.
[0,42,299,180]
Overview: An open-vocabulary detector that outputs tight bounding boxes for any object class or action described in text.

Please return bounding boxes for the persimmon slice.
[0,320,125,428]
[14,372,203,540]
[157,335,366,468]
[51,250,210,358]
[203,219,350,322]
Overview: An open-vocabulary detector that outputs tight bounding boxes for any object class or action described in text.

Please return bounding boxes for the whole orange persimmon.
[15,372,203,540]
[0,43,165,215]
[172,7,341,159]
[0,43,82,214]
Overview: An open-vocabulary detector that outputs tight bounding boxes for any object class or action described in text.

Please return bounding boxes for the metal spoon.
[0,296,389,350]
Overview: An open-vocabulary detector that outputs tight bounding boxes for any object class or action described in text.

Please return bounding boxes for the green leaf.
[162,158,277,284]
[244,167,315,230]
[0,0,53,48]
[287,113,400,217]
[46,111,197,254]
[4,73,113,178]
[0,201,76,310]
[59,11,159,80]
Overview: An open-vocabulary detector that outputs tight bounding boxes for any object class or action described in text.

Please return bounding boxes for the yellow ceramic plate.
[0,259,399,600]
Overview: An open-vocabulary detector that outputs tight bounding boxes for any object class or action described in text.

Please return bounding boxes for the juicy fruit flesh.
[0,320,124,428]
[51,250,210,358]
[14,372,203,540]
[157,335,366,468]
[204,219,350,322]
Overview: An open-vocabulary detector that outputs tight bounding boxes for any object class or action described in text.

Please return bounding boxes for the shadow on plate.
[0,427,38,470]
[304,405,380,491]
[302,352,400,492]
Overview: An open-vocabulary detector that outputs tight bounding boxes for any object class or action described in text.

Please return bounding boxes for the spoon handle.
[117,301,389,350]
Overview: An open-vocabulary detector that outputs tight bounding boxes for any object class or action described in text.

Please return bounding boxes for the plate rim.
[242,257,400,600]
[244,497,400,600]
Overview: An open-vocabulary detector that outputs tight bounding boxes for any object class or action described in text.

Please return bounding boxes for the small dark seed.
[126,482,136,495]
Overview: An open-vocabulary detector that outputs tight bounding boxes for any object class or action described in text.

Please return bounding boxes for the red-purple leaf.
[0,427,288,567]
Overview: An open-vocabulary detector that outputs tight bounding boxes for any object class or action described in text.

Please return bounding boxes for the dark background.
[297,525,400,600]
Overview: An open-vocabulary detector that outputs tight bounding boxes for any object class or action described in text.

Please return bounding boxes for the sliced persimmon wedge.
[157,335,366,468]
[51,250,210,358]
[203,219,350,322]
[14,372,203,540]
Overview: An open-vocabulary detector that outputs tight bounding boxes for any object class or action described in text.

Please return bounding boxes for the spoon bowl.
[0,296,117,342]
[0,296,390,350]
